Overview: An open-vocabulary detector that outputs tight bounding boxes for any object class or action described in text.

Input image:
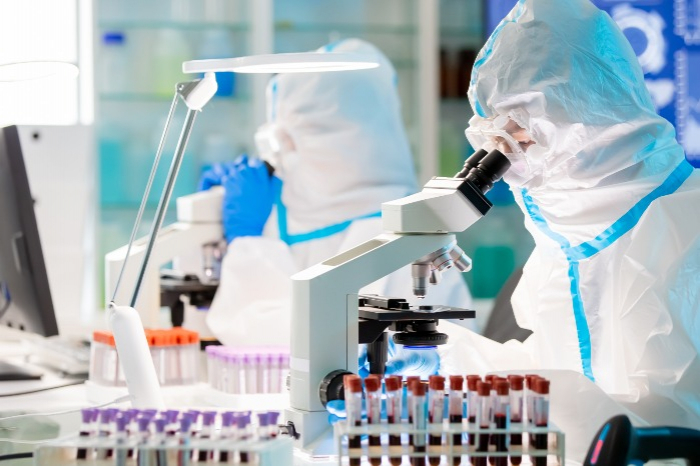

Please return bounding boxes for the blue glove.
[385,345,440,377]
[199,155,281,243]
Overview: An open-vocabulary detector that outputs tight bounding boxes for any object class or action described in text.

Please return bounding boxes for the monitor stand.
[0,359,42,381]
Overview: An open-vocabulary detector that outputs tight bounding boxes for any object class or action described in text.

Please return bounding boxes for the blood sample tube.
[533,379,550,466]
[257,412,270,440]
[219,412,236,463]
[406,376,421,447]
[135,417,151,466]
[178,416,193,466]
[385,376,403,466]
[115,415,129,466]
[475,382,492,466]
[268,412,280,438]
[412,381,428,466]
[197,411,217,462]
[449,375,464,466]
[493,381,510,466]
[77,408,95,460]
[237,414,253,464]
[507,375,524,465]
[488,377,504,462]
[428,376,445,466]
[365,375,382,466]
[97,408,116,460]
[345,376,363,466]
[153,418,168,466]
[525,375,540,451]
[466,375,480,450]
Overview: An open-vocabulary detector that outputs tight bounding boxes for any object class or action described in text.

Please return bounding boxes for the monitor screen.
[484,0,700,167]
[0,125,58,336]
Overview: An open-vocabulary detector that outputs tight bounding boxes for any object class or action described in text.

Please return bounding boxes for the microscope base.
[284,407,336,457]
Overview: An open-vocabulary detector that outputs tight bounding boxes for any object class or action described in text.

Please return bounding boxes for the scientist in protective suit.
[199,39,472,368]
[439,0,700,460]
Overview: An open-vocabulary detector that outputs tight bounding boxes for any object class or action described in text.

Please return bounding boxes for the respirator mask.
[254,122,298,179]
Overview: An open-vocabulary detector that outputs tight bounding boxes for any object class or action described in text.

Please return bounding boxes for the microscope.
[105,187,226,328]
[284,148,511,454]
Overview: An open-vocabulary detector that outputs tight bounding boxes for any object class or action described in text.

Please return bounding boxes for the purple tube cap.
[99,409,113,423]
[180,417,193,433]
[221,412,236,427]
[202,411,217,426]
[116,415,128,432]
[165,409,179,423]
[81,408,94,424]
[138,417,151,433]
[154,418,167,433]
[236,415,249,429]
[257,412,269,427]
[268,412,280,425]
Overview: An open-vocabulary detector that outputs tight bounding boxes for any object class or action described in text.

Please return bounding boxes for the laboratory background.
[0,0,699,465]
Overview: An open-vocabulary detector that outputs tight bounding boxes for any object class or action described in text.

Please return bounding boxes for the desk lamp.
[106,52,378,408]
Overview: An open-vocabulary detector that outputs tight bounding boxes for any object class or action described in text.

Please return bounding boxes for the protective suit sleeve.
[206,236,297,347]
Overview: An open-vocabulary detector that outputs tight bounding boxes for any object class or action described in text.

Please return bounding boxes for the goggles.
[254,123,294,171]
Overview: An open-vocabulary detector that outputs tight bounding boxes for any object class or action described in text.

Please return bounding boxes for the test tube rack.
[334,421,565,466]
[34,433,293,466]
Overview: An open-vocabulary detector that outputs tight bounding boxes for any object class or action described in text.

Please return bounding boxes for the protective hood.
[468,0,689,245]
[263,38,417,234]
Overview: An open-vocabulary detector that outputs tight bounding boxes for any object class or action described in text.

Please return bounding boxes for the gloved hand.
[198,155,281,243]
[358,339,440,378]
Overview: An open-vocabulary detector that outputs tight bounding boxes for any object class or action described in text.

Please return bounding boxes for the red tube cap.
[347,377,362,394]
[429,375,445,391]
[535,378,550,395]
[495,381,510,396]
[364,375,381,393]
[385,376,402,392]
[449,375,464,391]
[412,381,426,396]
[507,375,524,391]
[477,381,491,397]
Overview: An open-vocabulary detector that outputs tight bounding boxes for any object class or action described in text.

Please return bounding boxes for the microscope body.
[105,187,225,327]
[285,177,490,454]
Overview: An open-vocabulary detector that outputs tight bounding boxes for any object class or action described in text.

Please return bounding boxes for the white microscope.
[105,187,225,329]
[283,148,511,455]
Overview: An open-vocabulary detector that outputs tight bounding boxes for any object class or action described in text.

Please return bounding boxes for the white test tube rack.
[334,421,565,466]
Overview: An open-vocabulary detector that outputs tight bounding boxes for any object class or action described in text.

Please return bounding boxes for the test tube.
[466,375,480,450]
[77,408,95,460]
[487,376,501,462]
[365,375,382,466]
[219,412,236,463]
[532,379,550,466]
[406,376,421,448]
[136,417,153,466]
[493,381,510,466]
[153,418,168,466]
[115,415,129,466]
[237,414,253,464]
[257,412,270,441]
[244,353,259,394]
[179,416,193,466]
[268,412,280,438]
[385,376,403,466]
[269,351,282,393]
[507,375,524,466]
[449,376,465,466]
[97,408,116,460]
[197,411,217,462]
[258,353,269,393]
[475,381,492,466]
[205,346,218,389]
[525,375,540,451]
[412,381,428,466]
[345,375,363,466]
[428,376,445,466]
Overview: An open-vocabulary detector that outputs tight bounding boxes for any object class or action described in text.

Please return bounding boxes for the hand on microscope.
[198,154,282,243]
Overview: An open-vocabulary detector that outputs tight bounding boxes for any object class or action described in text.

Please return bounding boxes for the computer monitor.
[0,125,58,337]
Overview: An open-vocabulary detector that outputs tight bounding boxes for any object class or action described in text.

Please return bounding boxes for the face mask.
[254,123,295,178]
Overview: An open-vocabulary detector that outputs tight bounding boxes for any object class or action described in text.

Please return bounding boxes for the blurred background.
[0,0,697,318]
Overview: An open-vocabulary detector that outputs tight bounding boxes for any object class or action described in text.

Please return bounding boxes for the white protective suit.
[440,0,700,461]
[208,39,472,347]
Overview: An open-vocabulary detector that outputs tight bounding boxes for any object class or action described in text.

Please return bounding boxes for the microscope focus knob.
[319,369,353,407]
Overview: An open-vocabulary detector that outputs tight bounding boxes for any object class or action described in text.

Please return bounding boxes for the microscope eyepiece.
[455,149,489,178]
[465,149,511,194]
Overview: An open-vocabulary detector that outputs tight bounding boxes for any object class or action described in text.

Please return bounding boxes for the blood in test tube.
[268,412,281,438]
[475,381,492,466]
[406,376,421,447]
[412,381,428,466]
[97,408,116,460]
[525,375,540,450]
[385,376,403,466]
[237,413,252,464]
[507,375,524,465]
[493,381,510,466]
[428,376,445,466]
[152,418,169,466]
[449,376,465,466]
[365,375,383,466]
[466,375,481,450]
[77,408,95,460]
[219,412,236,463]
[488,377,504,461]
[197,411,217,462]
[345,375,363,466]
[257,412,270,440]
[533,379,550,466]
